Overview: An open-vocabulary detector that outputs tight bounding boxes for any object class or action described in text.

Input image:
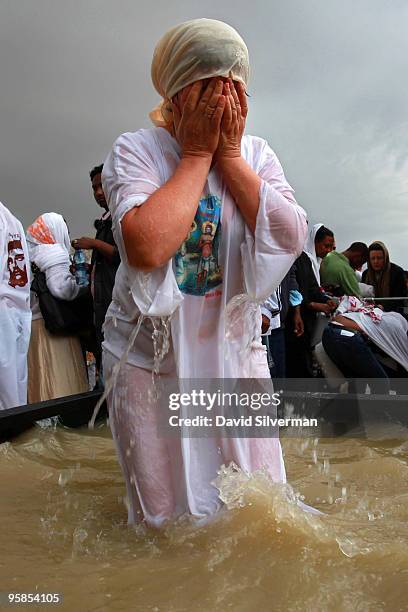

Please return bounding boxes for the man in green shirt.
[320,242,368,296]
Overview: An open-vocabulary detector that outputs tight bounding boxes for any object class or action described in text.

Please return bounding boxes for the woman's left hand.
[214,80,248,162]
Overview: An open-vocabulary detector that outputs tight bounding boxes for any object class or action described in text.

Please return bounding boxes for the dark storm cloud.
[1,0,407,264]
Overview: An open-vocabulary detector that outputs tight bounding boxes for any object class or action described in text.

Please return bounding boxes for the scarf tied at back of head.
[149,18,250,130]
[26,213,72,271]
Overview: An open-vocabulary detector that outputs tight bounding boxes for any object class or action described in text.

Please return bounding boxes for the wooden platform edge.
[0,390,104,442]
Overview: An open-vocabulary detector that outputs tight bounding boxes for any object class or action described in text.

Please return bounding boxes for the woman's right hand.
[171,79,225,159]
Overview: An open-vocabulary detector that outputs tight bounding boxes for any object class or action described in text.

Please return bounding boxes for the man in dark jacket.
[72,164,120,374]
[285,252,337,377]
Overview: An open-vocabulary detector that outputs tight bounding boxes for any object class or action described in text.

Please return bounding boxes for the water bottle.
[73,249,89,286]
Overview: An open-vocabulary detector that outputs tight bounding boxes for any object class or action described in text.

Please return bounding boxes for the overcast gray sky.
[1,0,407,266]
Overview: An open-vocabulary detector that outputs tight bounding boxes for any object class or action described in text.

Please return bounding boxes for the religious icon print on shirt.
[7,235,28,288]
[175,195,223,296]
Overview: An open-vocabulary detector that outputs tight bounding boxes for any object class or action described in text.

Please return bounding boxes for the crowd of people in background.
[2,178,407,413]
[0,163,120,410]
[1,174,408,413]
[1,16,407,532]
[262,222,408,386]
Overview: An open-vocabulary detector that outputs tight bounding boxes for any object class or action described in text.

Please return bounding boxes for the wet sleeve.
[46,263,80,301]
[241,139,308,301]
[102,131,182,317]
[102,130,161,265]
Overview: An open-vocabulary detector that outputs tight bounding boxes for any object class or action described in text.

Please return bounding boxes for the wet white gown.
[101,127,307,527]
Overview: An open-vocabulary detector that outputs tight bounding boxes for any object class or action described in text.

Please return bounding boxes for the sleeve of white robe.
[45,262,80,301]
[102,129,183,317]
[102,130,162,264]
[241,137,308,301]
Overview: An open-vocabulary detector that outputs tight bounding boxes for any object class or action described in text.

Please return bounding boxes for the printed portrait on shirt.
[175,195,223,296]
[7,236,28,288]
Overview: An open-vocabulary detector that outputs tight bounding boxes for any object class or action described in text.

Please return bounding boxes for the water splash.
[336,536,371,558]
[213,462,323,522]
[58,468,75,487]
[72,527,89,555]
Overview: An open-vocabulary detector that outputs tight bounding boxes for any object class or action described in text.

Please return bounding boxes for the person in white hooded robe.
[26,213,89,402]
[0,201,31,409]
[101,18,308,528]
[286,223,337,377]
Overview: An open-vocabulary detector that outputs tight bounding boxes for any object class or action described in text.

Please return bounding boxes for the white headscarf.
[304,223,323,285]
[149,18,250,129]
[26,212,71,271]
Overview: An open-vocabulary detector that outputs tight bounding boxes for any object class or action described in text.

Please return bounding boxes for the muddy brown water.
[1,422,407,611]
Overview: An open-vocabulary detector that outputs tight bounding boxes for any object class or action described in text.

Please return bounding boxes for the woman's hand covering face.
[215,80,248,162]
[171,79,225,159]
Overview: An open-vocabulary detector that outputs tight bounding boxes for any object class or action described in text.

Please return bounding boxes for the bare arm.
[93,239,117,261]
[308,301,337,315]
[332,314,364,333]
[121,79,225,271]
[216,80,306,258]
[217,157,261,233]
[72,237,117,262]
[122,156,211,270]
[215,81,260,233]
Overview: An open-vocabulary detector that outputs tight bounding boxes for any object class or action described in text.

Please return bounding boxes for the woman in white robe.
[304,223,335,286]
[302,223,337,347]
[26,213,88,402]
[101,18,308,527]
